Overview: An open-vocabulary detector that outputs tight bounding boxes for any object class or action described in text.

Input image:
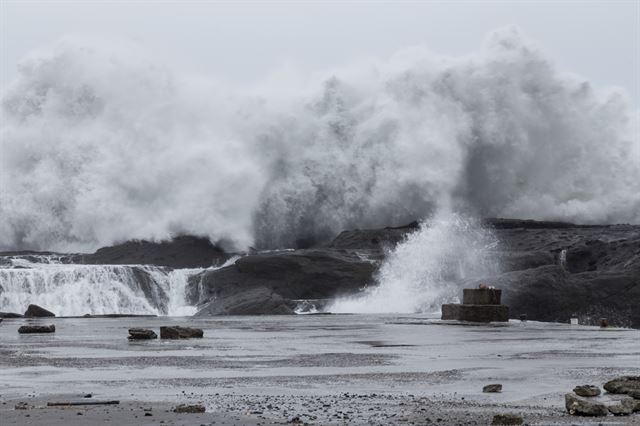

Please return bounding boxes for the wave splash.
[1,28,639,252]
[329,213,500,314]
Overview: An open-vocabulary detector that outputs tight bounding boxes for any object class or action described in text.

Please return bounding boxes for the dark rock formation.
[565,393,608,416]
[573,385,600,397]
[604,376,640,395]
[18,324,55,334]
[24,304,55,317]
[0,312,23,318]
[483,384,503,393]
[188,249,375,316]
[70,236,228,268]
[128,328,157,340]
[159,326,203,339]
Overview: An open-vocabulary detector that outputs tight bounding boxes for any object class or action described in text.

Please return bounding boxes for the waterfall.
[0,256,204,316]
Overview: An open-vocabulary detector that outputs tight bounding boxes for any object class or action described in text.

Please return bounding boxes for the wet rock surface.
[573,385,600,397]
[491,413,523,425]
[483,384,502,393]
[24,304,55,317]
[173,403,205,413]
[159,326,203,339]
[564,393,608,416]
[127,328,157,340]
[604,376,640,395]
[607,397,637,416]
[18,324,55,334]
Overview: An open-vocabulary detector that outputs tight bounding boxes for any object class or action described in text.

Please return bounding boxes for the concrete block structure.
[442,288,509,322]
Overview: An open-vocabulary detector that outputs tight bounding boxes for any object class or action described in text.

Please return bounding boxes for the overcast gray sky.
[1,0,639,106]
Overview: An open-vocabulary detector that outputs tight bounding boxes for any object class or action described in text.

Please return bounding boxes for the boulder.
[188,249,376,316]
[24,304,55,317]
[160,326,203,339]
[607,397,637,416]
[573,385,601,397]
[128,328,157,340]
[18,324,55,334]
[491,414,523,425]
[173,404,205,413]
[565,393,608,416]
[483,384,503,393]
[604,376,640,395]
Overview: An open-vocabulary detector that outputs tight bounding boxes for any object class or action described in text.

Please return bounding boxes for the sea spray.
[329,213,500,313]
[1,28,638,252]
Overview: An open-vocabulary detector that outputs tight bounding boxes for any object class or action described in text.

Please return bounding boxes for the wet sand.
[1,315,639,425]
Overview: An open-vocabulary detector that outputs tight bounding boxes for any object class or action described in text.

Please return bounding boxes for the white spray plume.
[329,212,500,314]
[1,28,638,252]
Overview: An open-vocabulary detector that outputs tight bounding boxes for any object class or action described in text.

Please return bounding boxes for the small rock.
[14,402,32,410]
[24,304,55,317]
[483,384,502,393]
[573,385,600,397]
[491,414,523,425]
[628,390,640,400]
[173,404,205,413]
[128,328,157,340]
[83,394,92,398]
[565,393,608,416]
[18,324,55,334]
[144,412,153,416]
[608,397,637,416]
[160,326,203,339]
[604,376,640,395]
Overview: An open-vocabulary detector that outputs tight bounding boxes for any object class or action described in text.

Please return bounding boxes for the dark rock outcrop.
[173,404,205,413]
[160,326,203,339]
[70,236,228,268]
[0,312,23,318]
[608,397,637,416]
[188,249,375,316]
[483,384,503,393]
[128,328,157,340]
[18,324,55,334]
[24,304,55,317]
[491,414,523,425]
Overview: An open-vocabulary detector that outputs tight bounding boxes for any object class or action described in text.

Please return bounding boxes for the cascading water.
[0,256,208,316]
[329,212,501,314]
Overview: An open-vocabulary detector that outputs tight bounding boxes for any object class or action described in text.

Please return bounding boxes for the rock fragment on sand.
[607,397,637,416]
[604,376,640,395]
[483,384,502,393]
[573,385,600,397]
[491,414,523,425]
[18,324,55,334]
[565,393,608,416]
[160,326,203,339]
[173,404,205,413]
[14,402,33,410]
[24,304,55,317]
[128,328,157,340]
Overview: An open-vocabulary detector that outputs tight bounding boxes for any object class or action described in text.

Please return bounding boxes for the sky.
[0,0,639,106]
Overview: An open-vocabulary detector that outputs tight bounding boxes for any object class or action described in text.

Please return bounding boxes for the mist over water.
[329,213,500,313]
[1,28,639,252]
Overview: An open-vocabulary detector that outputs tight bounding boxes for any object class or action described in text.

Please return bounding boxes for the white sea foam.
[1,28,638,252]
[329,212,500,313]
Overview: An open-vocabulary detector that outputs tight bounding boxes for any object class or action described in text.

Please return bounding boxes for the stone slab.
[463,289,502,305]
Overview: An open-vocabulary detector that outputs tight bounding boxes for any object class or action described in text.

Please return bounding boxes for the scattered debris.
[128,328,157,340]
[573,385,600,397]
[483,384,503,393]
[173,403,205,413]
[18,324,55,334]
[491,413,523,425]
[565,393,608,416]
